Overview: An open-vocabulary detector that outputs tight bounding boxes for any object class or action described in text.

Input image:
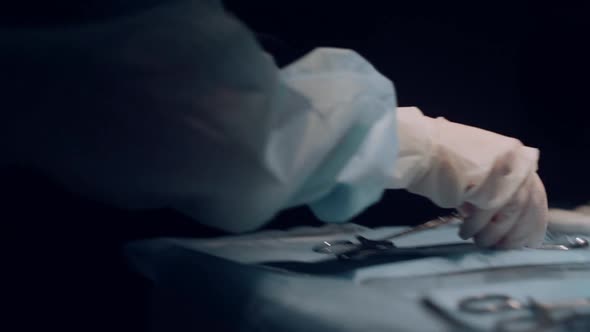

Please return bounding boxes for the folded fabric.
[158,223,370,264]
[424,278,590,331]
[125,223,590,332]
[352,248,590,282]
[352,225,590,281]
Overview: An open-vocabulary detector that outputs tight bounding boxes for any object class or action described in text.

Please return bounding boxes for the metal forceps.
[312,211,464,260]
[458,294,590,332]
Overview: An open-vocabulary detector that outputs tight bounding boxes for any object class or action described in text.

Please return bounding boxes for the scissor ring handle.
[459,294,522,314]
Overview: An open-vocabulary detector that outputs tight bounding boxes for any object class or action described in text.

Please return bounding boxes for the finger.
[473,171,531,247]
[493,191,535,249]
[458,202,476,218]
[495,236,528,250]
[472,183,528,248]
[459,207,499,240]
[473,211,518,248]
[524,174,548,248]
[494,203,534,249]
[496,174,547,249]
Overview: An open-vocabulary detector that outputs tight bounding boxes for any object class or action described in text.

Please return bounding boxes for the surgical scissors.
[312,211,464,259]
[458,294,590,332]
[312,211,589,260]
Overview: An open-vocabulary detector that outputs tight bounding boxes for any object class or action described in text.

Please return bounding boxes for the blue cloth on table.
[125,223,590,332]
[425,279,590,331]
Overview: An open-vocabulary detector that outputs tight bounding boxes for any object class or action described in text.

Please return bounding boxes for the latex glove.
[388,107,548,248]
[548,202,590,235]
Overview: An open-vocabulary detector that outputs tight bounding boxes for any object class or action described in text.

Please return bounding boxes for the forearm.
[388,107,538,209]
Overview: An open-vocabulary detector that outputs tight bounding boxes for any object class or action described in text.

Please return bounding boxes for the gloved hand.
[389,107,548,249]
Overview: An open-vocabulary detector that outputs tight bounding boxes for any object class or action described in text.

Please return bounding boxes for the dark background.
[2,0,588,225]
[2,1,589,331]
[220,0,590,227]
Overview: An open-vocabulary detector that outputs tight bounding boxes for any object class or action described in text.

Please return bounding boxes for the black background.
[2,1,589,331]
[2,0,589,225]
[219,0,590,227]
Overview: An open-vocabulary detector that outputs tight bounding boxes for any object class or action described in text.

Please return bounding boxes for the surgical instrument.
[458,294,590,332]
[312,211,588,260]
[312,211,463,259]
